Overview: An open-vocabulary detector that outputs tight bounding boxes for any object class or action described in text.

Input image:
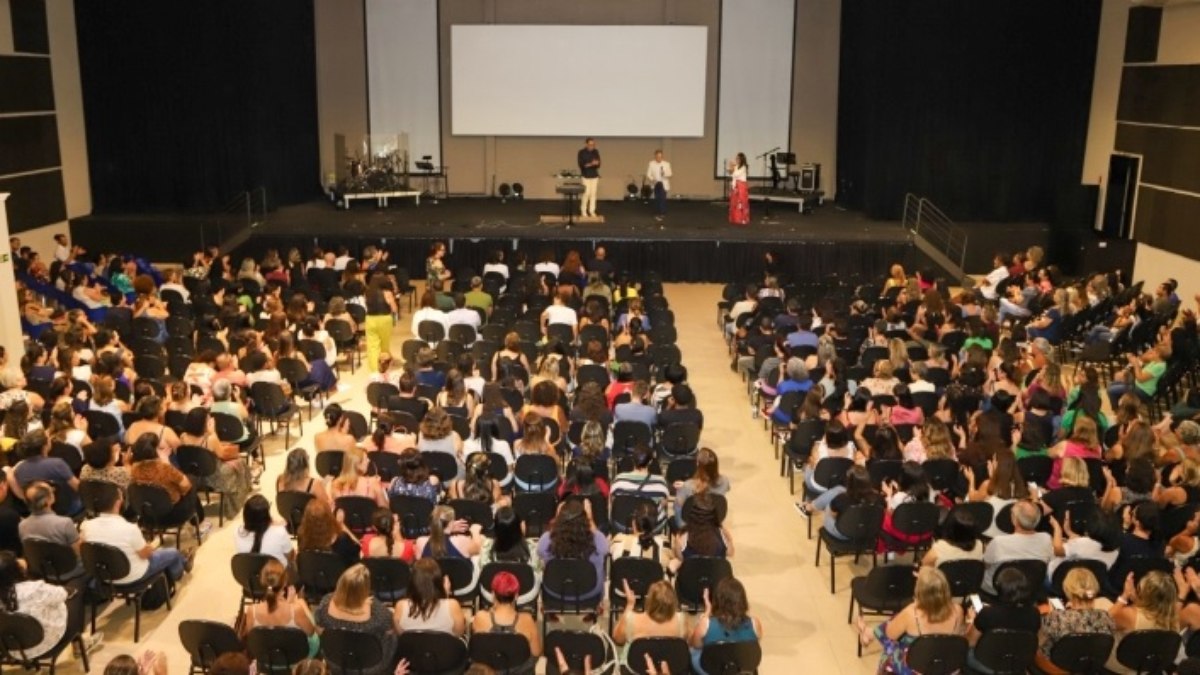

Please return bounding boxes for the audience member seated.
[313,564,395,675]
[8,430,81,516]
[471,571,542,671]
[179,407,252,517]
[966,567,1041,671]
[80,480,191,588]
[478,507,541,606]
[611,446,671,530]
[360,508,415,562]
[239,558,319,657]
[277,447,331,505]
[688,576,763,675]
[415,504,484,560]
[234,495,293,565]
[538,500,608,603]
[982,500,1052,595]
[1035,567,1114,672]
[329,447,385,507]
[394,558,467,637]
[386,449,442,503]
[81,436,131,494]
[297,498,360,567]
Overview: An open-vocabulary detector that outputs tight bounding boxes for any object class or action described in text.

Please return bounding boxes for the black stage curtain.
[236,236,911,286]
[74,0,319,213]
[837,0,1101,222]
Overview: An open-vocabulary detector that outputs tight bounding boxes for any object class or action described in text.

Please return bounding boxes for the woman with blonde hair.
[240,559,319,657]
[1048,415,1102,490]
[866,567,964,669]
[1155,458,1200,508]
[1109,570,1179,670]
[904,417,956,463]
[881,264,907,297]
[47,400,90,451]
[1037,568,1114,673]
[314,565,395,675]
[860,359,900,397]
[329,446,386,506]
[613,579,686,663]
[1041,457,1097,518]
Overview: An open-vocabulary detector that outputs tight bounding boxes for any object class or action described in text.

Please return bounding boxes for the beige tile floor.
[52,282,884,674]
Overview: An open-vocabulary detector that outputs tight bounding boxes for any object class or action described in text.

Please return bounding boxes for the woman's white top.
[731,165,748,184]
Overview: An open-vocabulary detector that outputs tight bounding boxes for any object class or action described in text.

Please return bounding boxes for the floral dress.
[873,610,964,675]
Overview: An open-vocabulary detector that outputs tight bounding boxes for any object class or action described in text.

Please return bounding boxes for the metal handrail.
[902,193,969,281]
[208,187,267,253]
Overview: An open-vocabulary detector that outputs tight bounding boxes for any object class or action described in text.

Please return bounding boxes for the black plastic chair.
[541,559,601,639]
[22,539,80,585]
[887,501,942,555]
[469,631,533,673]
[334,495,377,536]
[675,557,734,614]
[513,454,559,493]
[0,602,90,675]
[447,498,494,534]
[612,421,653,456]
[421,451,460,485]
[127,481,200,548]
[478,561,538,611]
[179,619,243,675]
[246,626,310,673]
[848,564,916,656]
[277,357,323,420]
[1113,629,1180,675]
[513,492,558,538]
[698,640,763,675]
[1047,632,1114,675]
[362,557,411,602]
[322,628,386,674]
[904,634,968,675]
[1017,455,1054,487]
[988,559,1049,602]
[971,629,1037,675]
[230,553,274,632]
[175,444,228,526]
[78,479,120,519]
[315,450,344,478]
[213,411,263,471]
[49,442,83,477]
[659,422,700,458]
[436,556,478,604]
[250,381,301,446]
[802,458,854,535]
[815,503,885,593]
[624,636,690,675]
[84,410,121,440]
[276,490,314,536]
[389,493,436,538]
[294,550,347,604]
[938,559,985,598]
[1049,558,1111,599]
[81,541,172,642]
[945,501,993,539]
[544,630,609,675]
[609,494,658,535]
[608,556,666,632]
[395,630,468,673]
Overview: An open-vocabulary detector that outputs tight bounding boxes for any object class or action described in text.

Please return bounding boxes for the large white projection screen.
[715,0,795,176]
[452,25,707,137]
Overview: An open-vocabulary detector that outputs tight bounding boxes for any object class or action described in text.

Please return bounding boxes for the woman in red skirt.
[728,152,750,226]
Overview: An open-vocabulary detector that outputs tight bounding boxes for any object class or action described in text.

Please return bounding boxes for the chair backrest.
[905,634,969,674]
[513,492,557,537]
[126,482,178,529]
[812,457,854,490]
[0,611,44,656]
[860,564,917,607]
[175,444,220,479]
[890,501,942,539]
[389,494,436,538]
[81,541,132,586]
[609,556,666,606]
[361,557,411,600]
[468,631,533,672]
[211,412,247,444]
[675,557,734,612]
[1114,629,1181,674]
[420,451,459,484]
[971,629,1038,675]
[447,498,494,533]
[543,630,608,675]
[660,423,700,457]
[48,442,83,476]
[993,559,1049,594]
[1048,632,1115,674]
[295,550,347,600]
[612,421,653,452]
[698,640,763,675]
[923,458,963,494]
[394,630,468,673]
[246,626,310,673]
[78,480,119,519]
[84,410,121,439]
[22,539,79,584]
[250,382,291,417]
[435,556,477,595]
[1050,558,1111,599]
[179,620,244,672]
[610,494,658,533]
[314,450,344,478]
[478,561,537,604]
[321,628,386,672]
[937,559,985,598]
[626,637,691,675]
[946,502,993,539]
[276,491,314,535]
[832,503,886,546]
[334,495,377,535]
[513,454,560,492]
[1017,455,1054,487]
[543,559,600,605]
[230,553,275,600]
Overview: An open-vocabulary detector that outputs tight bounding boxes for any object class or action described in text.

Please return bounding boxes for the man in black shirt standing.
[577,137,601,218]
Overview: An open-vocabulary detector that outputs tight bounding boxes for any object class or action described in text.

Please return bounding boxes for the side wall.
[1125,3,1200,302]
[313,0,841,201]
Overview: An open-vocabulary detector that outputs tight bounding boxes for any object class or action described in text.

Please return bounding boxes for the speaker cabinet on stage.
[799,164,821,192]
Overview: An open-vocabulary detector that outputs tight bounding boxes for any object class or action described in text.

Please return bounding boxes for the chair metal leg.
[830,552,837,594]
[815,536,822,565]
[133,597,141,642]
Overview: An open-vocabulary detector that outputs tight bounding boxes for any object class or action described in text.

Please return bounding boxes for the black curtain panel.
[74,0,320,213]
[837,0,1101,222]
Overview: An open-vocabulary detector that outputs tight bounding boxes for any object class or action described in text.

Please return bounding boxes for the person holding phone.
[577,138,601,218]
[727,153,750,226]
[965,567,1041,671]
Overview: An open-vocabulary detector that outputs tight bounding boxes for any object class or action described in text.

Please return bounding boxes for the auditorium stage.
[70,197,1051,283]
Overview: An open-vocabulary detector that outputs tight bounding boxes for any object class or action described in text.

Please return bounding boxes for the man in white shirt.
[53,234,72,263]
[80,485,189,585]
[646,150,673,222]
[977,253,1010,300]
[981,500,1051,594]
[446,293,481,342]
[333,246,352,271]
[159,269,191,303]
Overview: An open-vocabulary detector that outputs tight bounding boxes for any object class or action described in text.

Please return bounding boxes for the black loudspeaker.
[1050,184,1101,275]
[799,164,821,192]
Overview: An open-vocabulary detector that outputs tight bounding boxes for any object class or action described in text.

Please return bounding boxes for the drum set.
[343,148,411,194]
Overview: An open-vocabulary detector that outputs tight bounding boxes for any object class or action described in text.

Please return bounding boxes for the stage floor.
[252,197,910,244]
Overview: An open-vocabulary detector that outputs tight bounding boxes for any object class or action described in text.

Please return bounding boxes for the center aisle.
[670,282,877,675]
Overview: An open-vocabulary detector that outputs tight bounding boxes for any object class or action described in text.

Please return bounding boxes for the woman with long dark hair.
[234,494,293,564]
[0,550,85,658]
[537,499,608,601]
[479,506,542,606]
[673,492,733,561]
[727,153,750,226]
[360,507,415,562]
[394,558,466,636]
